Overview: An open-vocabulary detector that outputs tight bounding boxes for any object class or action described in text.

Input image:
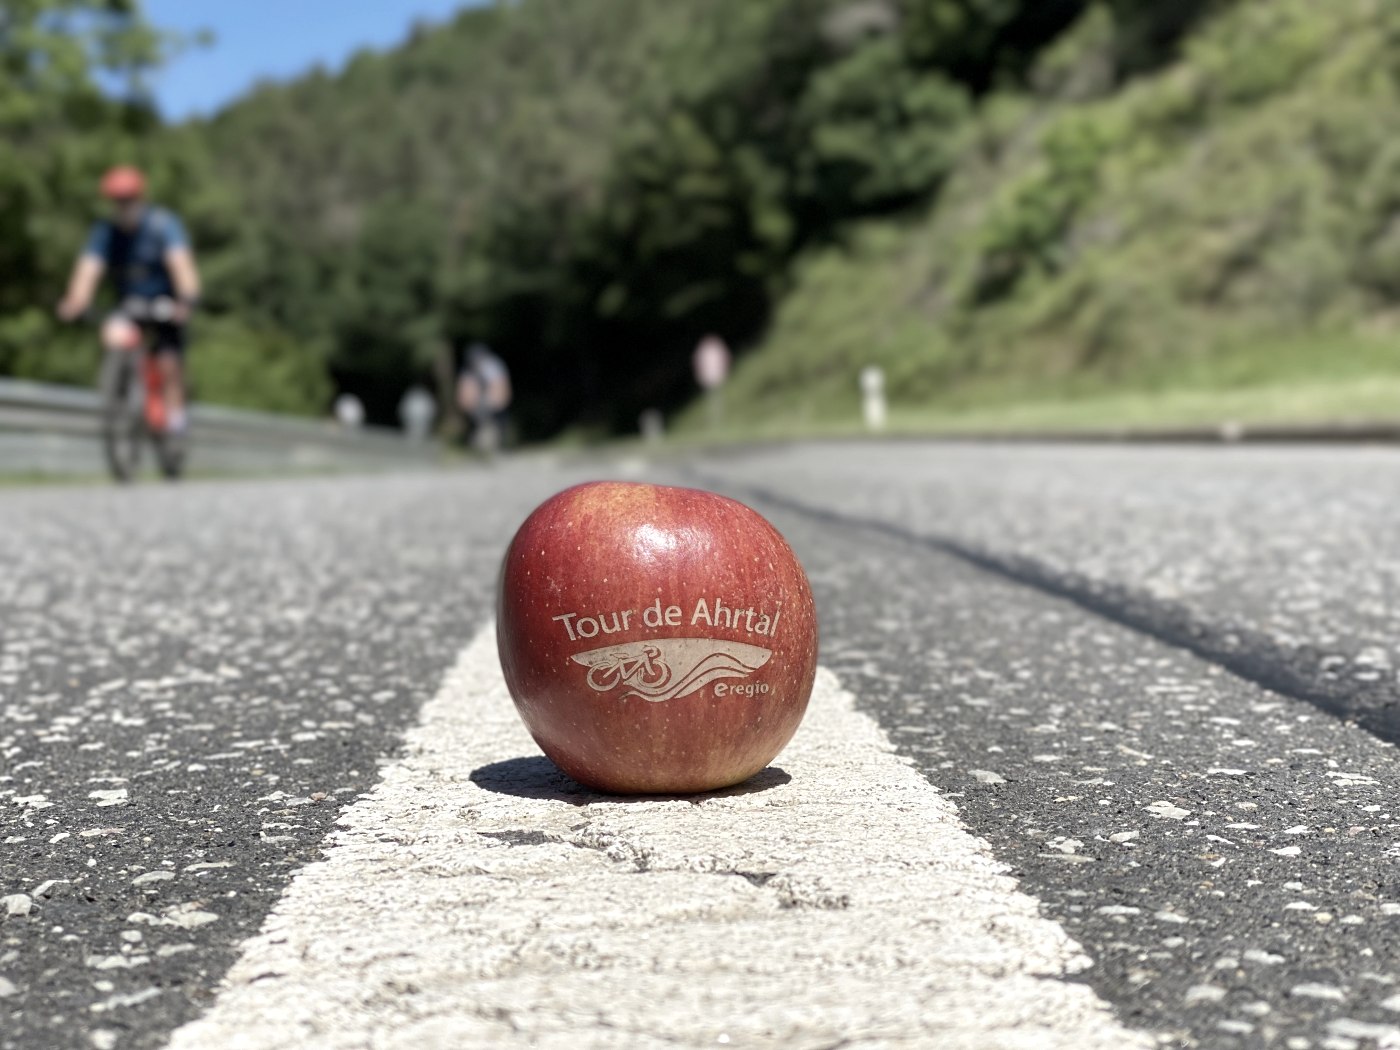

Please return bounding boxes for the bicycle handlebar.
[59,296,190,327]
[116,296,186,323]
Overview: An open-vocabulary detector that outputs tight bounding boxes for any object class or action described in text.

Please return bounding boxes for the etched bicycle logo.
[584,643,672,693]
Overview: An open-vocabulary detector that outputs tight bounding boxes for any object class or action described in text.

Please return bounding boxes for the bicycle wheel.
[99,351,142,482]
[153,428,186,481]
[586,662,623,692]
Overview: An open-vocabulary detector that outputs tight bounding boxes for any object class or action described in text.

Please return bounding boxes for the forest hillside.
[8,1,1394,438]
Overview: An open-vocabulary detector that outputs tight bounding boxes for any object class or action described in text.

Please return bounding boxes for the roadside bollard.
[860,366,886,432]
[639,408,665,445]
[335,394,365,430]
[399,387,437,443]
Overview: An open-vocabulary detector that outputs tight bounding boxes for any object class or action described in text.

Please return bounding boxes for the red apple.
[497,480,818,794]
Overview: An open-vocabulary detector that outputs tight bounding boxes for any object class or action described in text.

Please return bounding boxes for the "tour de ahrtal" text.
[552,596,781,643]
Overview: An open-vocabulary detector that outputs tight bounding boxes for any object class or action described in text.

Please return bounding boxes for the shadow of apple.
[469,755,791,804]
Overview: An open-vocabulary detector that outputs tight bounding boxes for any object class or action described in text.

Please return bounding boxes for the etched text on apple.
[714,681,772,697]
[552,596,782,642]
[572,639,773,703]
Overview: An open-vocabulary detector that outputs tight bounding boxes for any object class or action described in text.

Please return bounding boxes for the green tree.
[0,0,167,379]
[329,200,445,423]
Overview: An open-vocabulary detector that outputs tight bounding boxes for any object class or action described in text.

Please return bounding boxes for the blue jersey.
[84,206,189,300]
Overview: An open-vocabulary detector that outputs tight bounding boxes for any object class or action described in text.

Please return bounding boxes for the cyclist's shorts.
[142,320,187,359]
[109,308,188,359]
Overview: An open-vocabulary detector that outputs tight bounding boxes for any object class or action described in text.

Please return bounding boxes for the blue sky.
[142,0,484,120]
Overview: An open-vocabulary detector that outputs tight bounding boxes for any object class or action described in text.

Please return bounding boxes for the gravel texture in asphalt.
[166,625,1144,1050]
[736,490,1400,1050]
[0,468,584,1050]
[693,444,1400,744]
[5,443,1400,1050]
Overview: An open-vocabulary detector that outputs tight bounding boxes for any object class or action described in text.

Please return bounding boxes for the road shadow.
[469,755,792,805]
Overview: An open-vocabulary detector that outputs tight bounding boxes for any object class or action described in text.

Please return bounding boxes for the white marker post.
[860,366,886,432]
[639,408,665,445]
[693,335,731,433]
[398,387,437,443]
[334,394,365,430]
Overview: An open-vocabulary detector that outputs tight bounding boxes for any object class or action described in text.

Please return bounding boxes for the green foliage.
[902,0,1087,91]
[164,0,1239,432]
[188,317,330,416]
[11,0,1363,438]
[0,0,151,322]
[0,0,176,387]
[695,0,1400,434]
[328,200,445,422]
[159,0,994,432]
[796,39,969,211]
[186,0,712,427]
[0,0,1135,428]
[967,107,1119,303]
[0,307,93,385]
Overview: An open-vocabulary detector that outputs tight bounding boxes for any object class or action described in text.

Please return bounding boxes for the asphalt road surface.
[4,442,1400,1049]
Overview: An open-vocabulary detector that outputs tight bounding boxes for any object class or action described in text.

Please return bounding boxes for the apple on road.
[497,480,818,794]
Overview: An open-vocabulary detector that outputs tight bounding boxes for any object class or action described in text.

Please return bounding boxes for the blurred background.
[3,0,1398,448]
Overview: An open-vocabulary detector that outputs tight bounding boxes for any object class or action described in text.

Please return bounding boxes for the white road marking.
[166,624,1148,1049]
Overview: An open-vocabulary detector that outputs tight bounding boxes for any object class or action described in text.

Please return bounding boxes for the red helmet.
[99,166,147,200]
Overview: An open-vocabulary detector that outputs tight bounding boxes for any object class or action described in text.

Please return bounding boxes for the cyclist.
[456,341,512,452]
[56,166,202,434]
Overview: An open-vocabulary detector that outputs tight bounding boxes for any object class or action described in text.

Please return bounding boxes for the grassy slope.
[679,0,1400,436]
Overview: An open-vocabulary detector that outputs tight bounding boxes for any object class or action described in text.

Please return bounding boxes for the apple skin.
[497,480,818,794]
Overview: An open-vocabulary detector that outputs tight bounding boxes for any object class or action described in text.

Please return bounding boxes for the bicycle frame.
[138,347,168,434]
[108,315,169,435]
[98,310,185,481]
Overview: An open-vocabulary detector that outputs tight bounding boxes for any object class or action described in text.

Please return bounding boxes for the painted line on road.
[694,471,1400,750]
[164,624,1148,1050]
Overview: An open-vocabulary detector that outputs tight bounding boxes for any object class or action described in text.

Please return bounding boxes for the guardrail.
[0,377,438,477]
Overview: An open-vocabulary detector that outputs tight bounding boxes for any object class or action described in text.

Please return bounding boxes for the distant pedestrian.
[693,333,731,431]
[457,342,512,453]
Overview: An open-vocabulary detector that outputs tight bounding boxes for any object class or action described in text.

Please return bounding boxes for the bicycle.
[96,297,188,482]
[585,644,672,693]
